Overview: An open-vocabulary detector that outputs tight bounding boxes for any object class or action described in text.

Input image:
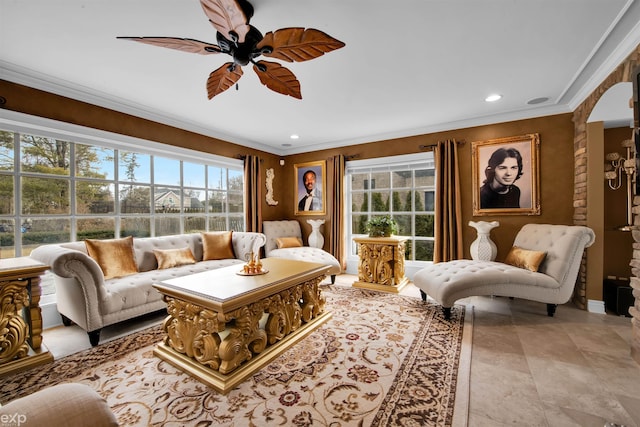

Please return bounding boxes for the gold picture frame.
[472,133,540,216]
[294,160,326,215]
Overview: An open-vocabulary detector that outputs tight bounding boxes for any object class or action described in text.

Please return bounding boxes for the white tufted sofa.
[30,232,266,346]
[262,220,341,283]
[413,224,595,319]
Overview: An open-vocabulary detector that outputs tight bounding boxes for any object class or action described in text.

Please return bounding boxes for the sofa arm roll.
[30,245,106,292]
[0,383,118,427]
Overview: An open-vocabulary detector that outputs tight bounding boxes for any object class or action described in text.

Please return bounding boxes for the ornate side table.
[0,257,53,376]
[353,236,408,293]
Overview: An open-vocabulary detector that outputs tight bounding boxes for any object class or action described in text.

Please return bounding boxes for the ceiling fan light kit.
[118,0,345,100]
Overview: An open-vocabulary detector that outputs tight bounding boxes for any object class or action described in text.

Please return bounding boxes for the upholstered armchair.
[262,220,341,283]
[413,224,595,319]
[0,383,118,426]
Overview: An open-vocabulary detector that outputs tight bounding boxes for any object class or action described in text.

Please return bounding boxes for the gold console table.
[353,236,408,293]
[0,257,53,376]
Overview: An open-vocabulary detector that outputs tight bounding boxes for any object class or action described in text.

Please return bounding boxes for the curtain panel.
[434,140,463,262]
[331,154,346,270]
[244,155,261,233]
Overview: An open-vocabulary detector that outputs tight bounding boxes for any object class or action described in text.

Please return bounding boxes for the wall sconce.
[279,158,285,166]
[605,136,637,231]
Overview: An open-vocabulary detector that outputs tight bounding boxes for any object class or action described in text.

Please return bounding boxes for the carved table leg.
[0,281,30,364]
[25,276,44,349]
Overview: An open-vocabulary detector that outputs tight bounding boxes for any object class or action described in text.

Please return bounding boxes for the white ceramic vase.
[306,219,325,249]
[469,220,499,261]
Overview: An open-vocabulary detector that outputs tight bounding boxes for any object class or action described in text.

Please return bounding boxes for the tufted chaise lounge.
[413,224,595,319]
[262,220,341,283]
[30,232,266,345]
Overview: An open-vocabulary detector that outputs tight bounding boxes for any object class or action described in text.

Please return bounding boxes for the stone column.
[630,196,640,363]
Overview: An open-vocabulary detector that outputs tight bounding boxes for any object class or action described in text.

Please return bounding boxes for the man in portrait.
[298,169,322,211]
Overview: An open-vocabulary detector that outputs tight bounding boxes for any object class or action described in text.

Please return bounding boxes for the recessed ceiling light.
[485,94,502,102]
[527,97,549,105]
[290,134,299,140]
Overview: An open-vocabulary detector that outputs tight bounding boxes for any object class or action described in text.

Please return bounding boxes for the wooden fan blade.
[117,37,221,55]
[257,28,345,62]
[200,0,250,43]
[253,61,301,99]
[207,63,243,99]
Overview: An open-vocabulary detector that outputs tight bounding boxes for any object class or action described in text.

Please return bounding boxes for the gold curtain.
[434,139,463,262]
[331,154,346,270]
[244,155,261,232]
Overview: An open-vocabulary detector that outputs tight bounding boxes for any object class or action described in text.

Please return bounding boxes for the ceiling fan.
[118,0,345,100]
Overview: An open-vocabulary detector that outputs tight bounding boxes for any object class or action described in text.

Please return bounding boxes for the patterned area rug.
[0,286,470,426]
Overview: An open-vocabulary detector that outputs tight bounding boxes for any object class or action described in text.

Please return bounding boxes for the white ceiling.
[1,0,640,155]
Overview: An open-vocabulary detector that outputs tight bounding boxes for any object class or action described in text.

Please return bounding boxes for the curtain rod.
[419,139,466,150]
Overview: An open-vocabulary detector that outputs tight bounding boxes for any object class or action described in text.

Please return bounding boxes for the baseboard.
[42,302,62,329]
[587,299,606,314]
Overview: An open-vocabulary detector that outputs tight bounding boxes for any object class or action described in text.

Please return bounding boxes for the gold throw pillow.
[201,231,235,260]
[154,247,196,269]
[85,236,138,279]
[276,236,303,249]
[504,246,547,272]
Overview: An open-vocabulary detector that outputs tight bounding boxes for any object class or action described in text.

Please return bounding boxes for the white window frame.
[0,110,245,320]
[345,152,435,279]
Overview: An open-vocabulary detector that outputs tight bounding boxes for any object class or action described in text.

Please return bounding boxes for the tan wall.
[0,79,280,165]
[603,126,635,280]
[283,114,576,256]
[586,122,605,301]
[1,80,575,257]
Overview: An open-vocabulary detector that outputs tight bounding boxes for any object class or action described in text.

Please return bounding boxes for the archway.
[572,45,640,363]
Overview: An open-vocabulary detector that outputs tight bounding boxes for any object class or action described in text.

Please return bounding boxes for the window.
[346,153,435,272]
[0,112,245,299]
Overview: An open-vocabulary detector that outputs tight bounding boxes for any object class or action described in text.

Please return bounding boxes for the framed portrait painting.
[294,160,326,215]
[472,133,540,216]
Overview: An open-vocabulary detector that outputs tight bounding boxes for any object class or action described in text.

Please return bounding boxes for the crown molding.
[563,0,640,110]
[0,61,279,155]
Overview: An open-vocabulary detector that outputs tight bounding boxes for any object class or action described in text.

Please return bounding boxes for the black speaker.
[603,279,634,317]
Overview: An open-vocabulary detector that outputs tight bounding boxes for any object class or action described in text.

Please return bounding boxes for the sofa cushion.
[202,231,236,260]
[102,259,244,314]
[154,247,196,269]
[276,236,303,249]
[85,236,138,279]
[504,246,547,272]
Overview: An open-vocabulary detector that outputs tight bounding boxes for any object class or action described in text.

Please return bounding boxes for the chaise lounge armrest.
[262,220,341,283]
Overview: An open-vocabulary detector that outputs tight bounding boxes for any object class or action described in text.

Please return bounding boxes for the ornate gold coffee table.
[153,257,331,394]
[0,257,53,376]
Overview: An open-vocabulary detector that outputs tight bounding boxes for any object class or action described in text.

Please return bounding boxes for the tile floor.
[41,274,640,427]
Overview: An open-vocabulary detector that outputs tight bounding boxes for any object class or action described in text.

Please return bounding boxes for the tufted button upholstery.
[413,224,595,316]
[30,231,267,345]
[263,220,341,277]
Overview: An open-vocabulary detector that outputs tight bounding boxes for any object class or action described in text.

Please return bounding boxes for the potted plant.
[365,215,398,237]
